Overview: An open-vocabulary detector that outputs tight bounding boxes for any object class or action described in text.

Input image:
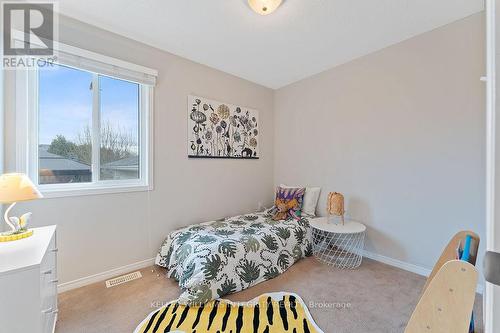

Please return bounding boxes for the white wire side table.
[310,217,366,269]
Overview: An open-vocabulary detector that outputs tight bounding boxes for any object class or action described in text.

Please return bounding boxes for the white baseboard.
[57,251,485,295]
[363,250,484,294]
[58,258,155,293]
[362,250,432,276]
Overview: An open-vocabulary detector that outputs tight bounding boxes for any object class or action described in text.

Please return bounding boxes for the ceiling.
[57,0,484,89]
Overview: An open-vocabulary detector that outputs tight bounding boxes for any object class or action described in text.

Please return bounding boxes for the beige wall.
[274,14,486,273]
[3,16,275,284]
[2,13,486,287]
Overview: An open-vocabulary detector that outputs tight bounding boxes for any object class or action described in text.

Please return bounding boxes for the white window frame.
[14,40,155,198]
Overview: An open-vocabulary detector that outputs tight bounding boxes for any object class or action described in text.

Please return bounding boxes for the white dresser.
[0,225,58,333]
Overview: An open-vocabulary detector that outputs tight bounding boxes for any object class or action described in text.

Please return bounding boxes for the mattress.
[155,210,313,304]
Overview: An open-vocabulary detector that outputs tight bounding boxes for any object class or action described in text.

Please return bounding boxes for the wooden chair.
[405,231,480,333]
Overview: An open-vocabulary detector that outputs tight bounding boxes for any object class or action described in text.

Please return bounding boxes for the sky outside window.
[38,64,140,183]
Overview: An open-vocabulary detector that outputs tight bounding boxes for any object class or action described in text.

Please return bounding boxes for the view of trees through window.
[38,64,140,185]
[99,74,140,181]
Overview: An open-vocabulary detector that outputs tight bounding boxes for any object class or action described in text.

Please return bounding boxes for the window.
[38,64,93,185]
[15,41,156,197]
[99,76,140,181]
[37,64,143,185]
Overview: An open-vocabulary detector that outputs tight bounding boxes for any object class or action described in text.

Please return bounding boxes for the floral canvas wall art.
[188,95,260,159]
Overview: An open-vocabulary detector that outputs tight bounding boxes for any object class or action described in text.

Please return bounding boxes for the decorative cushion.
[281,184,321,216]
[272,186,305,220]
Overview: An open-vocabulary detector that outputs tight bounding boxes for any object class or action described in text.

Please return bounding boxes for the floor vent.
[105,271,142,288]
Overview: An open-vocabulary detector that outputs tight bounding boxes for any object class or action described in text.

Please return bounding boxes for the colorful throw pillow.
[281,184,321,216]
[272,187,305,221]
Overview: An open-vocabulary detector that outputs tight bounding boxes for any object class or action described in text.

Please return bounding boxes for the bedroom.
[0,0,499,332]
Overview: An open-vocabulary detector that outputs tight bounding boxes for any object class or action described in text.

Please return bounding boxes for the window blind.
[56,50,157,86]
[11,29,158,86]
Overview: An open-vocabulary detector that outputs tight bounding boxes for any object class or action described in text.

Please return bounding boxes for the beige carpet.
[56,257,483,333]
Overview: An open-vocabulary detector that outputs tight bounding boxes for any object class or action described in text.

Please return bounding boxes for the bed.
[155,209,313,304]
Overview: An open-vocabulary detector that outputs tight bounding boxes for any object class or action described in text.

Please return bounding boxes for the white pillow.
[280,184,321,216]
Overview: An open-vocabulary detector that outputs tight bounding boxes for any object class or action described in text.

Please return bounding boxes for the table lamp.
[0,173,42,242]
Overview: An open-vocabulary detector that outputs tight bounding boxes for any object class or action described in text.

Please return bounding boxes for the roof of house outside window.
[101,156,139,171]
[39,145,91,172]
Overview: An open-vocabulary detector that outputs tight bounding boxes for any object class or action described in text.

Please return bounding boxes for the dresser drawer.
[41,305,57,333]
[40,233,57,273]
[42,312,57,333]
[0,226,57,333]
[40,232,58,333]
[40,277,57,314]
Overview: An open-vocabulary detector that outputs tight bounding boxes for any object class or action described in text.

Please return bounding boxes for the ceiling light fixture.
[248,0,283,15]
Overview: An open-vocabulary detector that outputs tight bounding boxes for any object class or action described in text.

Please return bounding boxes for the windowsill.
[38,182,153,199]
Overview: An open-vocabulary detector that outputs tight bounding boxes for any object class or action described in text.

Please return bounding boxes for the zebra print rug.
[134,292,323,333]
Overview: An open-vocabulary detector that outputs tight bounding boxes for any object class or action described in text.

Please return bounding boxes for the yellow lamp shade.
[248,0,283,15]
[0,173,42,203]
